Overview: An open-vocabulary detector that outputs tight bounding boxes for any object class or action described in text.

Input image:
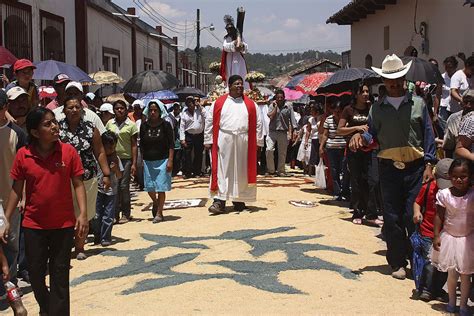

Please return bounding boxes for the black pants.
[172,149,183,176]
[379,159,424,269]
[347,150,370,218]
[25,227,74,316]
[183,132,204,177]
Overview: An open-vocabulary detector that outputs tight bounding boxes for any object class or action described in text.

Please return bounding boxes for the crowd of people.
[0,52,472,315]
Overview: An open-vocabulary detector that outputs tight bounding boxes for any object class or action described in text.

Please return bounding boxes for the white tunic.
[223,37,250,90]
[204,96,264,202]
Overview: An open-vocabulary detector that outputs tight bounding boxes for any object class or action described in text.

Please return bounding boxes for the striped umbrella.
[285,74,306,89]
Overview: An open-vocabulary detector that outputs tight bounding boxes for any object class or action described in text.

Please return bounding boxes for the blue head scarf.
[142,99,168,119]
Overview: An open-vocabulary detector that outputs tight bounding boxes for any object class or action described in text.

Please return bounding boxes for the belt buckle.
[393,161,406,170]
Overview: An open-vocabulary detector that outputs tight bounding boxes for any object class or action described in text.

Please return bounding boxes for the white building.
[328,0,474,68]
[0,0,76,64]
[0,0,179,81]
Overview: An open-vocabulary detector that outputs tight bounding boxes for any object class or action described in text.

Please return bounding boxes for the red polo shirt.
[10,141,84,229]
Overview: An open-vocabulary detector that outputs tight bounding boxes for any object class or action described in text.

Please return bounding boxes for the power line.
[135,0,192,33]
[143,0,190,28]
[133,0,194,35]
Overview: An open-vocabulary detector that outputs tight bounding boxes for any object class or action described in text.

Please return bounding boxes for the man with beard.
[350,54,436,280]
[204,75,263,214]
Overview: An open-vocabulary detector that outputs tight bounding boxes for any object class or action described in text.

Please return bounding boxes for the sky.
[113,0,351,54]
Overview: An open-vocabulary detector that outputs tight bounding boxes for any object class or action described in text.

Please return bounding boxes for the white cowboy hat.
[371,54,412,79]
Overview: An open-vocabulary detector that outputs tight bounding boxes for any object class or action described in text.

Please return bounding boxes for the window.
[384,26,390,50]
[1,2,33,59]
[166,62,172,74]
[144,57,153,70]
[102,47,120,73]
[365,54,373,68]
[40,10,65,61]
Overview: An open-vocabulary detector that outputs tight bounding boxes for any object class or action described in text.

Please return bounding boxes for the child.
[431,158,473,315]
[412,158,451,301]
[95,131,123,246]
[2,107,88,315]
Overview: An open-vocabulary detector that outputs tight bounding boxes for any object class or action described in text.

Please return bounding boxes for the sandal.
[352,218,363,225]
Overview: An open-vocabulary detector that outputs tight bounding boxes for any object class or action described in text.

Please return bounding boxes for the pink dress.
[430,187,474,274]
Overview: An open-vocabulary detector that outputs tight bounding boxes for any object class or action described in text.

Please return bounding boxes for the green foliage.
[185,46,341,78]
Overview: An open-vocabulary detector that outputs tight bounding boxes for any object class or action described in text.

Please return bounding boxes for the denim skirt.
[143,159,172,192]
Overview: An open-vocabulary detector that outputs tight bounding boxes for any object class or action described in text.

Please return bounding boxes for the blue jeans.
[95,192,115,242]
[418,233,448,294]
[379,159,424,269]
[326,148,350,198]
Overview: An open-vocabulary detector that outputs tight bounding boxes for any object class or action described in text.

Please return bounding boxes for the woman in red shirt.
[2,107,88,315]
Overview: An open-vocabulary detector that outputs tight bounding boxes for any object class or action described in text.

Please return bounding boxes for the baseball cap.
[99,103,114,114]
[65,81,83,93]
[435,158,453,190]
[0,90,7,109]
[132,99,145,109]
[6,86,28,101]
[85,92,96,100]
[13,59,36,72]
[53,73,71,85]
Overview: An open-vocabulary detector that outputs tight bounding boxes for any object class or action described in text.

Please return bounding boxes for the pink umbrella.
[283,87,304,101]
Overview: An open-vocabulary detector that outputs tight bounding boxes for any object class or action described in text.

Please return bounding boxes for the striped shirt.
[323,115,346,149]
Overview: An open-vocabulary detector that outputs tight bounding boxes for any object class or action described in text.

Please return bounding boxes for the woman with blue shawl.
[140,99,174,223]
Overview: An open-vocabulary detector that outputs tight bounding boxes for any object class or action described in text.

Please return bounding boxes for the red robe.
[210,94,257,193]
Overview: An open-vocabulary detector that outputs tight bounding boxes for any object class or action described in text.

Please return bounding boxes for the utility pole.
[195,8,201,89]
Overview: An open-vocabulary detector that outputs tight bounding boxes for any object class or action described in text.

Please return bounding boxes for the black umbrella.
[123,70,180,94]
[464,0,473,7]
[173,86,206,102]
[94,85,123,98]
[401,56,443,84]
[316,68,381,94]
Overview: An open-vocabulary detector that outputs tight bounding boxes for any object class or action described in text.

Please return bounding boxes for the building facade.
[328,0,474,68]
[0,0,77,64]
[0,0,181,82]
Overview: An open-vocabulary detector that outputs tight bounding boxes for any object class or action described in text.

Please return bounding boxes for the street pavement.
[5,172,464,315]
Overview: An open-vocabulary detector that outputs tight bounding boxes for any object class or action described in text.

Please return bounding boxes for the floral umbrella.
[295,72,333,96]
[89,70,125,85]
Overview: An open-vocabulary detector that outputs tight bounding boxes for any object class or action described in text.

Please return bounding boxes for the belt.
[380,158,424,170]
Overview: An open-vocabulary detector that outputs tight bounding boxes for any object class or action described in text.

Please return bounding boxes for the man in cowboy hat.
[350,54,437,280]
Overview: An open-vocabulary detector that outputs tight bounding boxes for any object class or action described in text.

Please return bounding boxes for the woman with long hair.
[337,83,382,225]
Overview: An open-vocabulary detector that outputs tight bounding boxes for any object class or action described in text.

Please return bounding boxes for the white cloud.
[260,14,277,23]
[283,18,301,29]
[142,1,186,19]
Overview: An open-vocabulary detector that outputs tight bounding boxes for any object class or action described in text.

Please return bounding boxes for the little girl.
[3,107,88,315]
[431,158,473,315]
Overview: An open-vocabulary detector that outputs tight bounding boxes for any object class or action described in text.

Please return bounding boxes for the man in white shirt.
[180,96,205,178]
[450,56,474,114]
[437,56,458,125]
